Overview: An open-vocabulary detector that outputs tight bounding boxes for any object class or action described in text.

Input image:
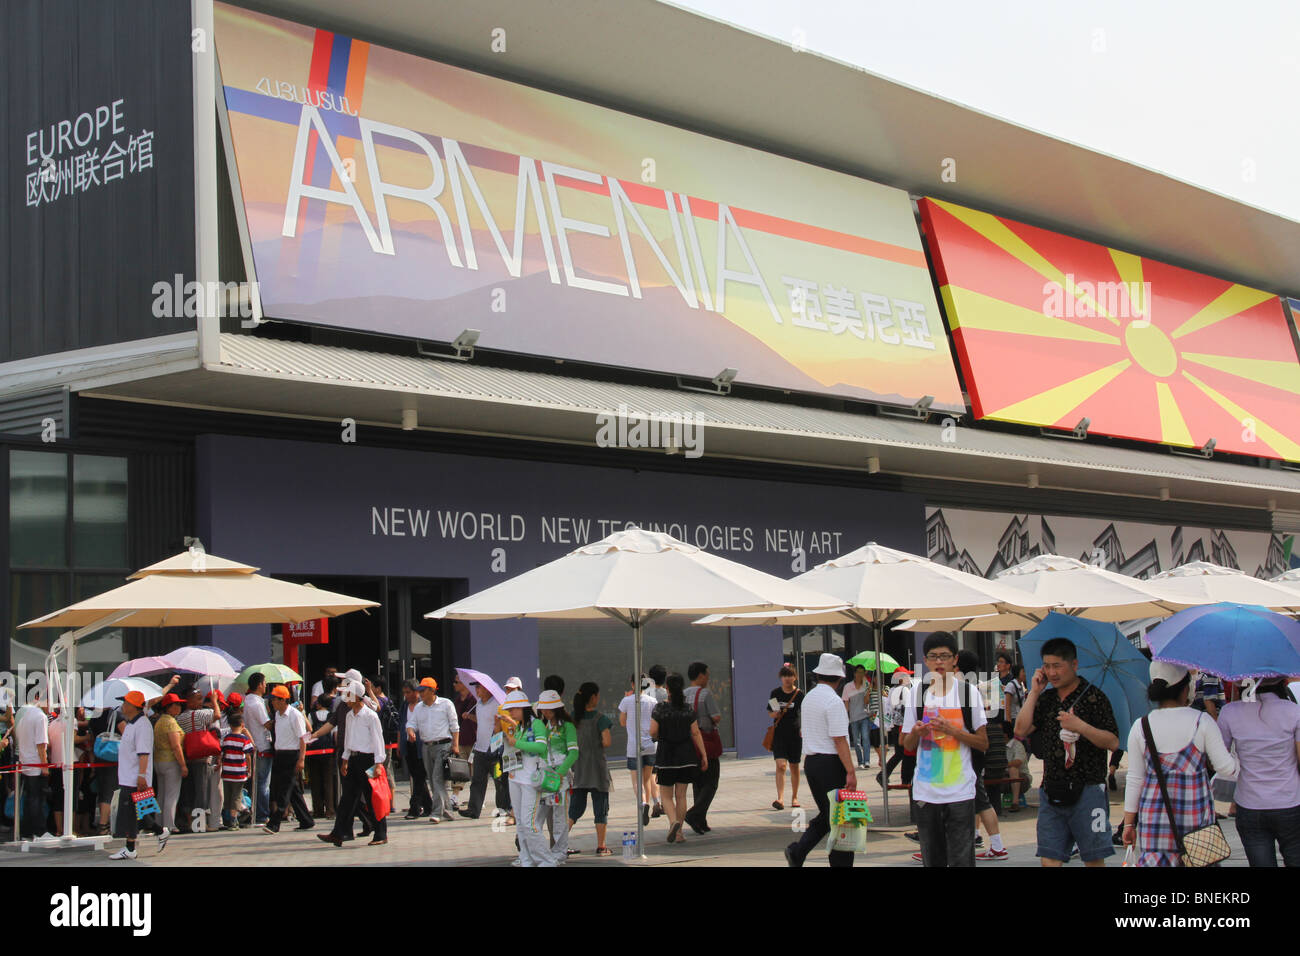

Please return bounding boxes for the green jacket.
[515,717,579,775]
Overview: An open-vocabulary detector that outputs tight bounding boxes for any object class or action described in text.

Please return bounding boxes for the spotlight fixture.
[867,456,880,475]
[401,408,418,431]
[678,367,740,396]
[417,328,481,362]
[880,395,936,421]
[1171,437,1217,460]
[1027,473,1039,489]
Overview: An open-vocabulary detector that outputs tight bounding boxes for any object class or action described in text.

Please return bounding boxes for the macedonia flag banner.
[920,198,1300,462]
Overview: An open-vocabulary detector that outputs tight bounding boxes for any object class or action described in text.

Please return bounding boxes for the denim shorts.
[626,754,655,771]
[1035,783,1115,862]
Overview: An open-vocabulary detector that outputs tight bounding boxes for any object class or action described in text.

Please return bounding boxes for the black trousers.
[466,749,511,817]
[331,753,387,841]
[267,751,312,830]
[18,774,46,839]
[885,728,906,779]
[405,745,432,815]
[789,753,853,868]
[686,754,720,827]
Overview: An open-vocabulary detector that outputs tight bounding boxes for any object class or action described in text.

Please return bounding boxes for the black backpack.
[915,678,985,775]
[378,698,401,745]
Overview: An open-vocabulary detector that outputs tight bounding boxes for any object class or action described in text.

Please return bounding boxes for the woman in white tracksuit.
[499,690,553,867]
[530,690,580,864]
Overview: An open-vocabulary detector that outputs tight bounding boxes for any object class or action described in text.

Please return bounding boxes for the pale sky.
[669,0,1300,224]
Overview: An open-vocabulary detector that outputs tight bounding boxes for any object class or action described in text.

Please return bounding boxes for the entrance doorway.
[781,624,847,689]
[285,576,459,701]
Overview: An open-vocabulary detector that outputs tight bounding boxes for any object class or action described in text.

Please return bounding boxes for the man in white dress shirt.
[784,653,857,868]
[410,677,460,824]
[320,680,389,847]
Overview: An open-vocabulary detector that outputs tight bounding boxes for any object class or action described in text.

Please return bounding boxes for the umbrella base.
[3,834,107,853]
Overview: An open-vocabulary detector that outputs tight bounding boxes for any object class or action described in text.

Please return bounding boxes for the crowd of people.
[774,630,1300,868]
[3,635,1296,868]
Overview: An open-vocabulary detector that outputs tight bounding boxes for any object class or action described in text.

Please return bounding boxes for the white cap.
[812,653,845,678]
[535,690,564,710]
[340,668,364,685]
[1150,660,1190,686]
[501,689,531,709]
[504,676,524,691]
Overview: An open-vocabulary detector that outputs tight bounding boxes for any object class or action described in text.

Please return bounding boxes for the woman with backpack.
[650,673,708,845]
[1218,676,1300,866]
[568,682,614,856]
[1121,661,1235,866]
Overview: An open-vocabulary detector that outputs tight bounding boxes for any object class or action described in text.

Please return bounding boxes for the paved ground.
[0,754,1257,866]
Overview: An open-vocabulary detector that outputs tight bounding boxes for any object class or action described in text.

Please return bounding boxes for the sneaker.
[429,816,440,824]
[783,843,801,868]
[1019,795,1028,808]
[156,828,170,854]
[974,835,984,849]
[259,823,279,834]
[904,831,919,843]
[651,803,664,819]
[108,847,137,860]
[911,851,923,864]
[975,847,1009,861]
[492,809,508,818]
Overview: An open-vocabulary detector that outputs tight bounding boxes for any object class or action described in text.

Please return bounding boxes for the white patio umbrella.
[696,542,1052,824]
[426,527,844,857]
[80,677,166,711]
[1273,569,1300,601]
[898,554,1203,631]
[17,544,378,849]
[1148,561,1300,613]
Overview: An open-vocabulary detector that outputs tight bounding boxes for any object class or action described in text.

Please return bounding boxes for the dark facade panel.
[1,0,196,363]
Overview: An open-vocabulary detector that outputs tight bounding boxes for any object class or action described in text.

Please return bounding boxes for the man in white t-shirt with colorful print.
[902,631,988,867]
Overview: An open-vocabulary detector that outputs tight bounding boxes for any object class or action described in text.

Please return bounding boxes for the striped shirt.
[220,731,254,781]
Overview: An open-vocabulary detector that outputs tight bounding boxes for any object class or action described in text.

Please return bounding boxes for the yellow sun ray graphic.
[1170,285,1275,340]
[941,287,1122,344]
[988,359,1132,424]
[1107,249,1146,320]
[933,199,1119,324]
[1180,353,1300,393]
[1155,381,1193,447]
[1181,371,1300,460]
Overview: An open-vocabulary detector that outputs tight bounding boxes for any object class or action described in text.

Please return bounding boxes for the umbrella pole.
[874,621,891,826]
[62,633,76,839]
[632,613,646,861]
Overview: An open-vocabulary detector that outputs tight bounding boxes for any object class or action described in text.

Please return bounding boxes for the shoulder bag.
[1141,715,1231,867]
[694,689,723,759]
[762,695,788,753]
[94,708,121,762]
[182,716,222,760]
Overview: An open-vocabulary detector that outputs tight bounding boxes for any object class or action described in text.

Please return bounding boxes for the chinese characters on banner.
[24,99,155,208]
[781,277,937,349]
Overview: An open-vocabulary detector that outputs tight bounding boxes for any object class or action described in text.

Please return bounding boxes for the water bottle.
[622,831,634,862]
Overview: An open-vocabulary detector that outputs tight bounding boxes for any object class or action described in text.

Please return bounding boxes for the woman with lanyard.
[525,690,580,864]
[499,689,552,867]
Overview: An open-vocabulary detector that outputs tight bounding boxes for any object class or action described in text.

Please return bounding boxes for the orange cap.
[419,677,438,691]
[270,686,291,700]
[120,690,146,708]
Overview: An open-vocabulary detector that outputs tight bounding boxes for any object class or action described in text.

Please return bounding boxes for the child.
[219,712,254,830]
[1006,733,1032,812]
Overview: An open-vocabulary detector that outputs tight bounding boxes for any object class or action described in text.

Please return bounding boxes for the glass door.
[782,624,847,689]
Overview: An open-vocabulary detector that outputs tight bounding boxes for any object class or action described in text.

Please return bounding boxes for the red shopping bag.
[369,764,392,820]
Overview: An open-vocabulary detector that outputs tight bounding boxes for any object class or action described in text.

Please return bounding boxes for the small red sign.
[284,619,328,646]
